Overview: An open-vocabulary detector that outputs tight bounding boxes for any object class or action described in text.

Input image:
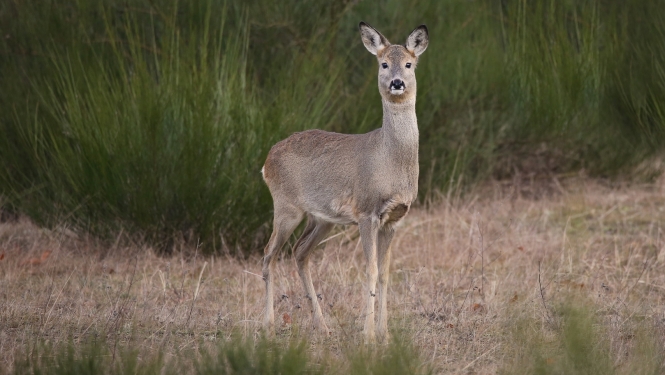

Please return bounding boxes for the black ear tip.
[419,24,428,34]
[359,21,367,29]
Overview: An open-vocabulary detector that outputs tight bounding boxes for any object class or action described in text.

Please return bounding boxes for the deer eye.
[381,63,388,69]
[406,63,412,68]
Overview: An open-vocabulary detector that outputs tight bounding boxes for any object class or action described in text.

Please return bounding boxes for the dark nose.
[390,79,405,89]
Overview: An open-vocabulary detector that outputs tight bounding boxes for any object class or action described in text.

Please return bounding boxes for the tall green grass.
[8,334,430,375]
[0,1,342,250]
[1,0,664,251]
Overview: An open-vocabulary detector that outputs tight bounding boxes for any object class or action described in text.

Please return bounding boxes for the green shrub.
[0,1,341,250]
[1,0,664,251]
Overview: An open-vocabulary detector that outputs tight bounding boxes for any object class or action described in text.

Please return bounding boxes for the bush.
[1,0,664,251]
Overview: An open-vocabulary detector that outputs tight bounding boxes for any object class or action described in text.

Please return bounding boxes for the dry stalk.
[2,178,665,373]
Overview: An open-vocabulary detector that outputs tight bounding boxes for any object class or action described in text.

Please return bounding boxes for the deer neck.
[380,98,419,161]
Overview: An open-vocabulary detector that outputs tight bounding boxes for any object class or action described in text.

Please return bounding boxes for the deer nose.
[390,79,405,90]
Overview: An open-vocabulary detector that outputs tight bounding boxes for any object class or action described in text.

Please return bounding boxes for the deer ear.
[406,25,428,57]
[359,22,389,55]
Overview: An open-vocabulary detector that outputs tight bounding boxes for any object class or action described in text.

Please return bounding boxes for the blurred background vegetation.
[1,0,664,252]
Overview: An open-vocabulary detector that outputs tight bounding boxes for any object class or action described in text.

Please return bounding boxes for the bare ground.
[1,176,665,373]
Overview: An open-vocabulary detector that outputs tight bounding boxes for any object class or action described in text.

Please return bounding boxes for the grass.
[0,0,343,250]
[2,1,665,372]
[8,332,430,375]
[1,0,665,249]
[2,177,665,373]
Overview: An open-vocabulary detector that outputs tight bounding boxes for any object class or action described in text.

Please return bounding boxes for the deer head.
[359,22,429,104]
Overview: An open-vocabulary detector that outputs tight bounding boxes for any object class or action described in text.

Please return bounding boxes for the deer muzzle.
[390,79,405,95]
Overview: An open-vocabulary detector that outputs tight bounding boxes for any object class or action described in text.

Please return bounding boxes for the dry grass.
[2,176,665,373]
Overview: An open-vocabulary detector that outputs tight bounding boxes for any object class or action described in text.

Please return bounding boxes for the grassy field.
[2,177,665,373]
[2,1,665,372]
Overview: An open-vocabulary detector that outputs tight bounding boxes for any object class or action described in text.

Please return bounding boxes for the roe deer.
[261,22,428,342]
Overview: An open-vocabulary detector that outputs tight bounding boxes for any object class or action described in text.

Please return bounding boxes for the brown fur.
[261,22,428,342]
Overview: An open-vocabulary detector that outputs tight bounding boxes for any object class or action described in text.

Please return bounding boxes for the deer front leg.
[359,217,380,343]
[376,226,395,342]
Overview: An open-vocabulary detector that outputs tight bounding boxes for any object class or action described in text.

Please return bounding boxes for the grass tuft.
[502,298,665,375]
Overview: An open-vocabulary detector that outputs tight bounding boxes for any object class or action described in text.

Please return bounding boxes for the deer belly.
[311,211,356,225]
[307,197,358,225]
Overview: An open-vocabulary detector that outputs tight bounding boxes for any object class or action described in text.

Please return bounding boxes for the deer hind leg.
[359,216,380,343]
[262,205,303,333]
[295,216,334,333]
[376,226,395,342]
